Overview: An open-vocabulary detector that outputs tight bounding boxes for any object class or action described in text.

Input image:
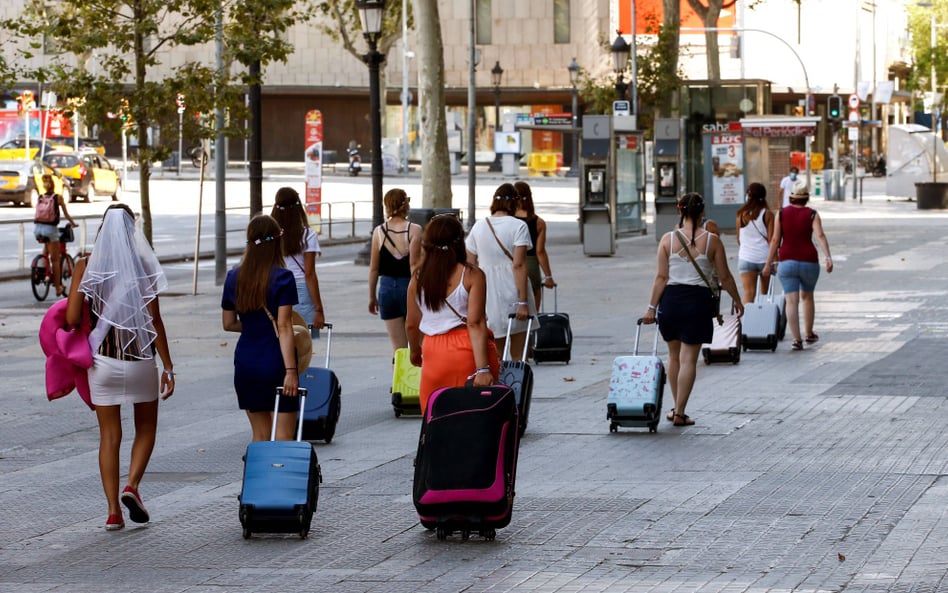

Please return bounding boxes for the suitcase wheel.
[648,422,658,433]
[461,528,471,541]
[609,422,618,433]
[394,409,402,418]
[242,527,251,539]
[436,527,449,540]
[480,528,496,541]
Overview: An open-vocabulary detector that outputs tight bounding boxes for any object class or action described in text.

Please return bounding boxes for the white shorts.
[89,354,159,406]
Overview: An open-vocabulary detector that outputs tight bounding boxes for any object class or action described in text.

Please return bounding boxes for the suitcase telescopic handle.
[541,284,558,314]
[633,318,660,357]
[308,322,333,368]
[272,387,309,442]
[503,313,533,361]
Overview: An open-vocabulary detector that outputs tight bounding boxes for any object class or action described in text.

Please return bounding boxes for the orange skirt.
[419,327,500,414]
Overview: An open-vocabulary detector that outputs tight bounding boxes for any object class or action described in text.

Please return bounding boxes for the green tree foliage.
[578,23,683,136]
[0,0,310,244]
[906,1,948,113]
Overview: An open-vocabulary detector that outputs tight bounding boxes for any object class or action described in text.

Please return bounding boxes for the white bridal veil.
[80,208,168,359]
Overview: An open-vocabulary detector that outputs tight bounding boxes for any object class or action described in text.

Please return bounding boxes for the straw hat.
[790,179,810,198]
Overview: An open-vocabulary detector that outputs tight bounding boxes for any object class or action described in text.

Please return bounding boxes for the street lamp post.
[488,61,504,173]
[611,32,630,101]
[566,57,580,178]
[354,0,386,266]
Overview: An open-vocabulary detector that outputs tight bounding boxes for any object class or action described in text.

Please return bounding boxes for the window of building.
[554,0,570,44]
[476,0,492,45]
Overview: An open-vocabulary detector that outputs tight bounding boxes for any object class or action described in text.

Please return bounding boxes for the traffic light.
[827,95,842,120]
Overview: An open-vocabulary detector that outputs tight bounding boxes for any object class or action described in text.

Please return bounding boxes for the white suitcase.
[606,319,665,433]
[755,280,788,341]
[743,279,780,351]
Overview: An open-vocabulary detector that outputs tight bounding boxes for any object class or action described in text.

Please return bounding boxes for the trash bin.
[408,208,462,228]
[915,182,948,209]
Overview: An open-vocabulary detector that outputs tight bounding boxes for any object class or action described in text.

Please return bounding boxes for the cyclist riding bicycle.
[34,174,78,297]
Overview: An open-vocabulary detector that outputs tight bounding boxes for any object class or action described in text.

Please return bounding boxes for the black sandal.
[673,413,695,426]
[666,408,676,422]
[791,340,803,351]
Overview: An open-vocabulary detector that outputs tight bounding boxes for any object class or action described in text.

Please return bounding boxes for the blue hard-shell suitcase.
[606,319,666,433]
[300,323,342,443]
[500,315,534,438]
[239,387,323,539]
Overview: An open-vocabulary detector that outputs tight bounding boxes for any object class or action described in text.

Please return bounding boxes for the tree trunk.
[663,0,680,69]
[413,0,451,208]
[686,0,724,81]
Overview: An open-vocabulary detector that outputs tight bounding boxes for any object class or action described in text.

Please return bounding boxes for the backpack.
[35,193,58,224]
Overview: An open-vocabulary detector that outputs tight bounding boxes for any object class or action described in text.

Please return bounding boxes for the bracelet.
[163,369,175,377]
[516,301,528,306]
[475,367,491,374]
[285,367,297,371]
[647,305,657,311]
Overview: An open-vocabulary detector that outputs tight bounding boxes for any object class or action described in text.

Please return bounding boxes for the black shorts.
[657,284,714,345]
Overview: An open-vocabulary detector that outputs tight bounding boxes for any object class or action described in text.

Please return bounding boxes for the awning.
[738,116,822,138]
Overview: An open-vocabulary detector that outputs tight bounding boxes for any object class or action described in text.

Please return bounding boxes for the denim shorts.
[777,260,820,293]
[738,258,766,273]
[377,275,410,320]
[34,223,59,243]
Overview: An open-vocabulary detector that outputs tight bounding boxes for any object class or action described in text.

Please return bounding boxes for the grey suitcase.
[755,281,788,341]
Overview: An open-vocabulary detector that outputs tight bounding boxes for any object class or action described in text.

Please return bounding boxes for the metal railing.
[2,199,373,276]
[224,200,370,242]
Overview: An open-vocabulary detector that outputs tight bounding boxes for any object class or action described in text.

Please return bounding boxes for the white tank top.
[738,209,769,264]
[667,230,714,286]
[418,267,469,335]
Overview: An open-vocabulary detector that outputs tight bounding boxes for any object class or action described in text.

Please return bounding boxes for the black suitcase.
[500,314,534,437]
[300,323,342,443]
[532,286,572,364]
[239,387,323,539]
[413,383,519,541]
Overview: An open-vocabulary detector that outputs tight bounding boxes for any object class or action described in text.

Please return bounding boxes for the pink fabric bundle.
[38,298,94,410]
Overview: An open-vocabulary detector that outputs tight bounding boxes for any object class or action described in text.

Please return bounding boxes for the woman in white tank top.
[641,193,743,427]
[406,215,500,413]
[735,182,774,303]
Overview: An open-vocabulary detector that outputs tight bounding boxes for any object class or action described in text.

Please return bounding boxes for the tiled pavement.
[1,182,947,592]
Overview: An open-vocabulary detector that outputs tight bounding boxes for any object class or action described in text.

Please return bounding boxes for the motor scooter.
[347,141,362,177]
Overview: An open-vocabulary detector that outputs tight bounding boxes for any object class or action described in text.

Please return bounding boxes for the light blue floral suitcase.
[607,319,665,433]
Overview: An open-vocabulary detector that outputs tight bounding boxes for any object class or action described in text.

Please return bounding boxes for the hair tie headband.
[247,229,284,245]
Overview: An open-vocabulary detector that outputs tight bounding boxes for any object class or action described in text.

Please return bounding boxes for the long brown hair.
[383,188,409,219]
[489,182,519,214]
[514,181,536,219]
[236,215,285,313]
[417,215,468,311]
[677,192,705,246]
[737,182,767,227]
[271,187,307,257]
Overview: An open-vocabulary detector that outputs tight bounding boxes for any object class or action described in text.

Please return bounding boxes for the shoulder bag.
[674,230,723,325]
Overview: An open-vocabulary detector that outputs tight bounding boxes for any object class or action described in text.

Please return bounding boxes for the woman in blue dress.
[221,215,301,441]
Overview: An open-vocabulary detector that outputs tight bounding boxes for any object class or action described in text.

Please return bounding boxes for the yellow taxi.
[47,136,106,156]
[43,150,120,202]
[0,159,70,207]
[0,138,74,160]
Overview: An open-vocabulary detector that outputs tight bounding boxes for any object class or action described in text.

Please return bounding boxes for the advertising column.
[702,126,745,229]
[304,110,323,233]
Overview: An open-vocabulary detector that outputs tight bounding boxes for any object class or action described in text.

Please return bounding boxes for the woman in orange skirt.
[406,215,500,413]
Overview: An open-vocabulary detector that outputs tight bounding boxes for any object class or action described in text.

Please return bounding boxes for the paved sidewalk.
[1,182,947,593]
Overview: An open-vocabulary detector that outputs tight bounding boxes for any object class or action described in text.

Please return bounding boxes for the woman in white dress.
[465,183,538,361]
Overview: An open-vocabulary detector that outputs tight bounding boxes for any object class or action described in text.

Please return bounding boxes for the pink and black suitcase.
[412,383,520,541]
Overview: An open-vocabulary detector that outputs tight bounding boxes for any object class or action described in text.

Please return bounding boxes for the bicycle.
[30,225,77,302]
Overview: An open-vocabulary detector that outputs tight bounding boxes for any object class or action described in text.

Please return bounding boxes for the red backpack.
[35,193,57,224]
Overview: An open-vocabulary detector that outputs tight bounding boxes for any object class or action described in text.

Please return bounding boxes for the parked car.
[0,138,71,160]
[0,159,70,207]
[43,150,121,202]
[46,136,106,156]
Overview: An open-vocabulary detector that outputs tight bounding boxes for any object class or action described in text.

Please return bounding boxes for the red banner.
[617,0,735,35]
[304,110,323,233]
